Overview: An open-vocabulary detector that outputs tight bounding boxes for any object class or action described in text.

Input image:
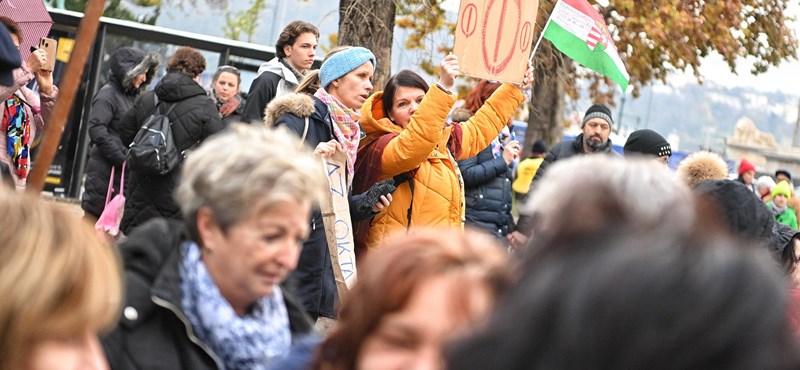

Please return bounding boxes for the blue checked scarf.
[179,242,291,370]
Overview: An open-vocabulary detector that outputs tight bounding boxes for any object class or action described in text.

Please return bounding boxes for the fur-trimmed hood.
[263,93,316,127]
[677,150,730,188]
[109,47,160,94]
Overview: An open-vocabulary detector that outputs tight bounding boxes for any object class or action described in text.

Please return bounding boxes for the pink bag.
[95,162,126,239]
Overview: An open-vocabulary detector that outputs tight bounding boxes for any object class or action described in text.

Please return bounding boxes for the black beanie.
[581,104,613,127]
[694,180,774,243]
[532,140,547,154]
[623,129,672,157]
[776,169,792,181]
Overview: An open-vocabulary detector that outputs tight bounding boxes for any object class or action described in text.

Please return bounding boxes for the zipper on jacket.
[151,295,223,368]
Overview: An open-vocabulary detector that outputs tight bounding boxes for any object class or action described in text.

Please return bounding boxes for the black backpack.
[127,94,180,175]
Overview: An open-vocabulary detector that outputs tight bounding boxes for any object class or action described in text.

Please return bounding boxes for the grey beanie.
[581,104,613,128]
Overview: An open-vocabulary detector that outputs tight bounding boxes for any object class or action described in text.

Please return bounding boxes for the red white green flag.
[542,0,630,91]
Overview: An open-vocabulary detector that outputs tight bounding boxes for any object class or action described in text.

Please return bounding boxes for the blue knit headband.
[319,47,376,88]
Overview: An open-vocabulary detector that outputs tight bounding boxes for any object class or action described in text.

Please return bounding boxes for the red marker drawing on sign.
[520,21,532,52]
[461,3,478,38]
[481,0,521,75]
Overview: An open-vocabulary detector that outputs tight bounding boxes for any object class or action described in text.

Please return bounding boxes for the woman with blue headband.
[264,46,393,325]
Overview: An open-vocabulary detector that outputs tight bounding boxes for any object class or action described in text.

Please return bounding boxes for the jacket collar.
[150,242,184,307]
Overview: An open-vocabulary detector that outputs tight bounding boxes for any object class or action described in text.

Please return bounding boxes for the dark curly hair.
[275,20,319,59]
[166,46,206,78]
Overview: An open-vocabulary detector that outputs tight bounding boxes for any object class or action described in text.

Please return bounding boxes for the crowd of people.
[2,15,800,370]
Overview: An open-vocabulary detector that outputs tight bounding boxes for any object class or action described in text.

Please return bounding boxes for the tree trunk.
[338,0,396,90]
[525,42,565,156]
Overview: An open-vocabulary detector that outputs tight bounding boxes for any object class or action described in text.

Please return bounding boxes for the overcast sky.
[441,0,800,97]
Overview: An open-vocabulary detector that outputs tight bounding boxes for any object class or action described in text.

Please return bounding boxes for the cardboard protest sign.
[453,0,538,83]
[319,150,357,300]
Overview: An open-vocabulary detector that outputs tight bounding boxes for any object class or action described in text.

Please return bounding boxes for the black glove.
[356,178,397,215]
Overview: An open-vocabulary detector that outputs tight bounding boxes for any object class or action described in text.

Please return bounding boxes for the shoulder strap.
[300,116,310,144]
[152,93,178,117]
[406,178,414,230]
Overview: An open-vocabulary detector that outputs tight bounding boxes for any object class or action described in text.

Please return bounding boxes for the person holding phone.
[0,16,58,189]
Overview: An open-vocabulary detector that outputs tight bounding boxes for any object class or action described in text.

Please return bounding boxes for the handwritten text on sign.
[453,0,538,83]
[320,151,357,295]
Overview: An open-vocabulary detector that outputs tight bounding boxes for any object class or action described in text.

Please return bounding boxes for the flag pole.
[529,0,561,63]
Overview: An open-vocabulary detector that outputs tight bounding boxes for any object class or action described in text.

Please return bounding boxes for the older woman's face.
[356,276,492,370]
[201,199,310,314]
[28,331,109,370]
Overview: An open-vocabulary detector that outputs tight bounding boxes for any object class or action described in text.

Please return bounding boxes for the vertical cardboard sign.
[453,0,538,83]
[320,151,357,300]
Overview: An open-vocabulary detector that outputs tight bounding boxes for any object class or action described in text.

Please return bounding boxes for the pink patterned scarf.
[315,88,361,188]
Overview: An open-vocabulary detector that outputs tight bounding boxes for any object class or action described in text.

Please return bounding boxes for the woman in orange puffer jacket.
[353,54,532,252]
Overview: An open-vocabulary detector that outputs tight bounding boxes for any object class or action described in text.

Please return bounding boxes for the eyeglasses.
[217,65,240,76]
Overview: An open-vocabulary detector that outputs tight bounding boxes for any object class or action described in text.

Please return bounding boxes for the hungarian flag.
[542,0,630,91]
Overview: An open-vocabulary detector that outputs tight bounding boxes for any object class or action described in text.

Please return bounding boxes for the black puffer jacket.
[117,72,224,235]
[101,218,314,370]
[81,48,158,218]
[459,143,515,239]
[265,93,376,320]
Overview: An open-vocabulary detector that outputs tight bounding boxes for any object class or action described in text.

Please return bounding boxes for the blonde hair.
[0,189,122,369]
[176,124,326,239]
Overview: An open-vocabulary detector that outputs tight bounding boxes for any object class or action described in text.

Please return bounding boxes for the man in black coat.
[81,47,159,219]
[513,104,619,245]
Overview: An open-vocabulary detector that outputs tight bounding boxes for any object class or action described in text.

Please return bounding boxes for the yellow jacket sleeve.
[456,83,525,160]
[380,86,455,177]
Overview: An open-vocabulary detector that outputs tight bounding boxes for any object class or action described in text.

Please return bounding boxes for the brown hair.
[381,70,429,119]
[0,16,22,43]
[0,189,122,370]
[167,46,206,78]
[463,80,502,115]
[212,65,241,87]
[275,20,320,59]
[310,229,514,370]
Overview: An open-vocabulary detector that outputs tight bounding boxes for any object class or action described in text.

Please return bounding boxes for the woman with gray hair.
[513,155,695,254]
[102,124,325,370]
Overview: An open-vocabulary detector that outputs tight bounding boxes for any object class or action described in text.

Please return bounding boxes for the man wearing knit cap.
[529,104,618,186]
[737,158,757,194]
[623,129,672,166]
[515,104,618,244]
